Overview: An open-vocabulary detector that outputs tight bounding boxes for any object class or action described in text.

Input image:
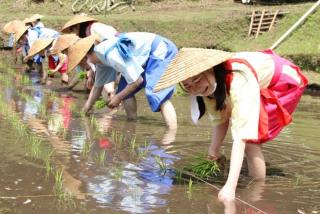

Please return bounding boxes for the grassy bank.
[0,0,319,71]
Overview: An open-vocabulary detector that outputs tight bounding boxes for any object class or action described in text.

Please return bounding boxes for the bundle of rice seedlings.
[94,99,107,109]
[78,70,87,80]
[184,154,226,180]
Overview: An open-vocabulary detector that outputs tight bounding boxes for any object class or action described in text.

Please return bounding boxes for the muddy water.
[0,57,319,214]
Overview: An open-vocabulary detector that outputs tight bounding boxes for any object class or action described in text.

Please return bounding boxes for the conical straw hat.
[14,25,30,43]
[2,20,24,34]
[25,38,54,60]
[67,35,96,72]
[154,48,234,92]
[29,14,44,22]
[23,17,33,24]
[61,15,97,32]
[50,34,80,55]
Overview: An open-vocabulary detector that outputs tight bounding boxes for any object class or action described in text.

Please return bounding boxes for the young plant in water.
[94,99,107,109]
[95,150,107,166]
[113,165,123,181]
[186,178,193,200]
[78,70,87,80]
[129,136,136,151]
[174,169,184,184]
[185,155,221,180]
[155,156,167,174]
[54,167,64,197]
[81,140,92,158]
[21,74,31,85]
[44,150,54,178]
[29,137,42,159]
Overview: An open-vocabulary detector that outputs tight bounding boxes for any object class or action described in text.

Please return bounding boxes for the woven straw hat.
[3,20,24,34]
[67,35,96,72]
[50,34,79,55]
[61,15,97,32]
[154,48,234,92]
[25,38,54,60]
[29,14,44,22]
[14,25,30,43]
[23,17,33,24]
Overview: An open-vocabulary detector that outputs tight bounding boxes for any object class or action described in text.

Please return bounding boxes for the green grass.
[0,1,319,70]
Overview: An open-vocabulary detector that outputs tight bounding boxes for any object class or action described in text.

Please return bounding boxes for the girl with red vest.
[154,48,308,202]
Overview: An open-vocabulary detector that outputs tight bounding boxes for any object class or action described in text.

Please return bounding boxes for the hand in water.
[107,95,121,109]
[218,185,236,202]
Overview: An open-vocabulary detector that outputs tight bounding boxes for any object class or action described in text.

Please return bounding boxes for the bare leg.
[160,100,177,130]
[123,97,138,121]
[61,73,69,84]
[245,143,266,178]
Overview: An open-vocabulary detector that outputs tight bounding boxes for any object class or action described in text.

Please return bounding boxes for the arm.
[218,138,246,202]
[107,76,143,108]
[208,119,229,159]
[52,54,66,73]
[82,86,103,115]
[86,69,94,90]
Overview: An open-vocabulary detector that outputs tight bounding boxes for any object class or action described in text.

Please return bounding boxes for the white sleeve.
[230,71,260,141]
[27,30,39,47]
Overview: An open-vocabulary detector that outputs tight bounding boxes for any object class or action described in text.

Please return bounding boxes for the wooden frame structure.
[248,10,287,39]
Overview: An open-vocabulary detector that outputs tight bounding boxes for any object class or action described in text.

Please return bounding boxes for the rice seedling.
[155,156,168,174]
[38,104,47,120]
[53,167,64,197]
[186,178,193,200]
[78,70,87,80]
[21,74,31,85]
[117,132,124,145]
[113,165,123,181]
[174,168,184,184]
[129,135,137,151]
[44,150,54,178]
[94,99,107,109]
[81,140,92,158]
[183,155,221,180]
[53,167,76,207]
[90,115,98,127]
[29,137,42,159]
[95,150,107,166]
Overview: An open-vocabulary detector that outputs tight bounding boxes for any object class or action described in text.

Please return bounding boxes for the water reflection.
[1,58,320,214]
[69,117,179,213]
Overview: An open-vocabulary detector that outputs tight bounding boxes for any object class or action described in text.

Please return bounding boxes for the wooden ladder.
[248,9,280,38]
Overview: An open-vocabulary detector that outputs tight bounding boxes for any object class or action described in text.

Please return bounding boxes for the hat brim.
[3,20,24,34]
[154,48,234,92]
[67,35,96,73]
[14,26,30,43]
[61,16,97,32]
[25,38,54,60]
[29,14,44,22]
[50,34,79,55]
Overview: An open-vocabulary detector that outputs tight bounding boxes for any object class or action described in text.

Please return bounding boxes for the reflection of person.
[67,33,178,129]
[154,48,308,201]
[80,116,178,213]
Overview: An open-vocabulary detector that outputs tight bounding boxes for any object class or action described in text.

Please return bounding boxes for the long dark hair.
[212,63,227,111]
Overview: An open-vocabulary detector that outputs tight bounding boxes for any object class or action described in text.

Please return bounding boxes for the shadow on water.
[0,55,320,214]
